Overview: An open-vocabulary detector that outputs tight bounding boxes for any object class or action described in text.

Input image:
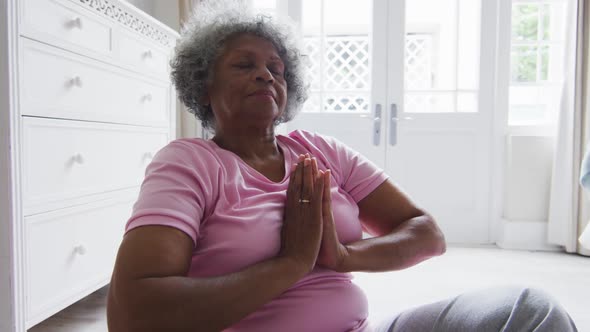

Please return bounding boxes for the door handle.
[373,104,382,146]
[390,104,398,146]
[389,104,413,146]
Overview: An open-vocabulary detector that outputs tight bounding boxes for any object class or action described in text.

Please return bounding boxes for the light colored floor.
[30,245,590,332]
[355,245,590,331]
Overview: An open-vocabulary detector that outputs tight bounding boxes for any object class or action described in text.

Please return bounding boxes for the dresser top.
[73,0,179,47]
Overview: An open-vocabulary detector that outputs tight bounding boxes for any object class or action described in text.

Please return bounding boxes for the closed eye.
[232,62,284,77]
[233,63,253,69]
[270,67,284,76]
[269,63,285,76]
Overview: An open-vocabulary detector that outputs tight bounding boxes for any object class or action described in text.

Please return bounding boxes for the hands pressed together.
[279,154,349,274]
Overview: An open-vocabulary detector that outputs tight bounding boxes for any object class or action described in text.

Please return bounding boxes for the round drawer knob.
[143,50,153,59]
[68,17,83,29]
[69,76,83,88]
[74,245,87,256]
[73,153,85,164]
[142,93,153,102]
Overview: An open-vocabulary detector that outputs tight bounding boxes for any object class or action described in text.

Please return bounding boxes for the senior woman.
[107,3,578,332]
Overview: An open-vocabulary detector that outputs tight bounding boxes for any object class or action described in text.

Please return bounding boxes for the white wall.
[122,0,155,18]
[122,0,180,31]
[499,134,559,250]
[504,135,554,221]
[153,1,181,31]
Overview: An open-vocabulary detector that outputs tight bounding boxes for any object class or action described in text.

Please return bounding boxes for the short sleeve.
[288,130,389,202]
[125,140,215,245]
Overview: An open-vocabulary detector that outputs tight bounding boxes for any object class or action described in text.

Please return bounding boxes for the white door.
[263,0,495,243]
[283,0,388,169]
[383,0,495,243]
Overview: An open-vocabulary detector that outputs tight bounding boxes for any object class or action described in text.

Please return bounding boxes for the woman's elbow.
[107,283,131,332]
[107,280,149,332]
[426,213,446,256]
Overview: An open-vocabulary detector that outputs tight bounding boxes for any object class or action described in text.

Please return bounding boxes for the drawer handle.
[67,17,83,29]
[142,50,153,59]
[142,93,153,102]
[73,153,85,164]
[69,76,83,88]
[74,245,87,256]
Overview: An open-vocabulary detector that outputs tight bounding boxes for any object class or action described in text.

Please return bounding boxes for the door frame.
[490,0,510,244]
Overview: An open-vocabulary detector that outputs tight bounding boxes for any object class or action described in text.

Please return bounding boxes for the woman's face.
[205,34,288,131]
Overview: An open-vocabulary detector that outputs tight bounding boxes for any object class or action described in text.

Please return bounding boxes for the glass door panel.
[404,0,481,113]
[301,0,373,114]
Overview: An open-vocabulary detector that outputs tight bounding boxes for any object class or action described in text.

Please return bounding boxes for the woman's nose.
[255,66,274,83]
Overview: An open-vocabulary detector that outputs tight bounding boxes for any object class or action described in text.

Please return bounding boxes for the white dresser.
[0,0,179,330]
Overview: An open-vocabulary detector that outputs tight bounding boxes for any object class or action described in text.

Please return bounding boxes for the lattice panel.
[324,93,370,112]
[324,36,370,91]
[303,37,321,91]
[405,34,433,89]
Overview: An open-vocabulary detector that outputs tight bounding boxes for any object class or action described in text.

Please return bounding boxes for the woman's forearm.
[108,256,305,332]
[340,214,446,273]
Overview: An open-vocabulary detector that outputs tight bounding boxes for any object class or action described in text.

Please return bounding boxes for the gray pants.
[373,286,578,332]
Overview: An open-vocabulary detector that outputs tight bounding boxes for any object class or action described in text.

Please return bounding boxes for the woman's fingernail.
[304,158,310,166]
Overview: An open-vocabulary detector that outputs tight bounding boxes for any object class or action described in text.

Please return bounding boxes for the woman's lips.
[249,90,275,101]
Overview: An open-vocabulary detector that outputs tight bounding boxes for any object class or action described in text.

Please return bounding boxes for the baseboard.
[578,225,590,256]
[496,219,562,251]
[578,247,590,256]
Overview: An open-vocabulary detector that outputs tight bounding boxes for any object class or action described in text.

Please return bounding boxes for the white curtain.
[577,1,590,255]
[179,0,197,20]
[547,0,585,253]
[580,141,590,253]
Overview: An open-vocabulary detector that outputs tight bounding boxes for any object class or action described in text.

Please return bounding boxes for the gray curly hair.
[170,1,309,131]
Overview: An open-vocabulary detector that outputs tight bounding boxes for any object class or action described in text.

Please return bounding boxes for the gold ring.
[299,199,311,203]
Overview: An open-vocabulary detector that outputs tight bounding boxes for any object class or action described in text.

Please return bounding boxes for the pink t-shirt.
[126,130,388,332]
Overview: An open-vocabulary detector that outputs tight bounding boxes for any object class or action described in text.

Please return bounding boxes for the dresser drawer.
[118,29,170,77]
[20,0,113,57]
[22,117,169,215]
[25,197,133,326]
[20,39,170,127]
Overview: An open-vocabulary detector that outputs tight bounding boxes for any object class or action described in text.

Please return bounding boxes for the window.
[508,0,568,126]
